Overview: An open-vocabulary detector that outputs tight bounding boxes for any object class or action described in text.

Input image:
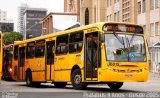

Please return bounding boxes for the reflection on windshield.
[105,34,146,62]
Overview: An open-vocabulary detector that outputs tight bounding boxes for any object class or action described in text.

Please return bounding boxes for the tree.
[3,32,23,45]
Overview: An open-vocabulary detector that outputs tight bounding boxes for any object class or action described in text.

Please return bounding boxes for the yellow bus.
[0,31,2,80]
[12,22,148,90]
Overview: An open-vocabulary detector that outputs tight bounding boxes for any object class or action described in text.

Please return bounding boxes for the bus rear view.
[99,23,148,89]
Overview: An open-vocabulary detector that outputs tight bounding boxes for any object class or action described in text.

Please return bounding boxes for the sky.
[0,0,64,31]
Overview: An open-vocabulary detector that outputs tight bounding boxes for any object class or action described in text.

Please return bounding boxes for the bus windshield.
[105,34,146,62]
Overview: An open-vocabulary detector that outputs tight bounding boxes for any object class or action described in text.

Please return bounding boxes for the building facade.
[106,0,137,23]
[17,4,29,35]
[64,0,137,25]
[137,0,160,72]
[0,9,7,22]
[64,0,106,25]
[64,0,80,22]
[0,9,14,34]
[0,22,14,34]
[81,0,106,25]
[24,8,47,39]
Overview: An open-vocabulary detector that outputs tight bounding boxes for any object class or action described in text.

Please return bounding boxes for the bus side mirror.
[100,34,105,43]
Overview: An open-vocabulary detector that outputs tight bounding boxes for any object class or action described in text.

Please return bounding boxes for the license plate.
[125,74,133,78]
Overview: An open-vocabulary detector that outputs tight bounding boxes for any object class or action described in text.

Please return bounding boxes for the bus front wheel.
[107,82,123,90]
[71,69,87,90]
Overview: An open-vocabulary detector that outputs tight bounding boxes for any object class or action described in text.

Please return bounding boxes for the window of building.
[35,40,45,57]
[150,23,155,36]
[107,15,112,22]
[26,42,35,58]
[114,13,116,21]
[142,0,146,13]
[56,34,68,55]
[110,0,112,6]
[138,1,142,14]
[155,22,160,35]
[107,16,109,21]
[94,6,96,23]
[114,0,119,3]
[69,31,83,53]
[107,0,112,7]
[114,11,120,22]
[152,52,155,63]
[155,0,159,8]
[150,0,154,10]
[143,25,146,34]
[28,14,34,17]
[85,8,89,25]
[117,11,120,21]
[158,22,160,35]
[110,14,112,21]
[14,45,18,60]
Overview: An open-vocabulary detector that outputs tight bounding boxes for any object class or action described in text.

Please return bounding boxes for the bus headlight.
[142,67,147,71]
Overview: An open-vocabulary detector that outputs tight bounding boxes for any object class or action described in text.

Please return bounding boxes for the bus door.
[12,45,18,80]
[18,47,25,80]
[85,32,100,81]
[46,41,55,81]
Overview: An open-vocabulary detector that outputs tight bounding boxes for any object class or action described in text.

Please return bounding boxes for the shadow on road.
[17,83,142,93]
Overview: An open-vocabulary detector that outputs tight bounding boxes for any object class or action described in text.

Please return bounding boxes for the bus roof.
[13,22,143,46]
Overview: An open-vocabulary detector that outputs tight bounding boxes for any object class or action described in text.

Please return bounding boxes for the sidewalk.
[149,71,160,80]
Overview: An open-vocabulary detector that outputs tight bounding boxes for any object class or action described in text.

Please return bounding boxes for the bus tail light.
[9,68,12,72]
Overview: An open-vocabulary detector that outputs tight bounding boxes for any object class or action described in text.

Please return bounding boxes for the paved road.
[0,72,160,98]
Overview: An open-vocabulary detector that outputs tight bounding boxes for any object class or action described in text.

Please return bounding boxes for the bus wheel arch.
[71,65,81,76]
[71,65,87,90]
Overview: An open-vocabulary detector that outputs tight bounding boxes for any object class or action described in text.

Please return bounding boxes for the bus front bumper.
[98,69,149,82]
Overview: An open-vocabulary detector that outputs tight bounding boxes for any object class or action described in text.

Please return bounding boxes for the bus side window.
[14,46,18,60]
[69,31,83,53]
[56,34,68,55]
[26,42,35,58]
[35,40,45,57]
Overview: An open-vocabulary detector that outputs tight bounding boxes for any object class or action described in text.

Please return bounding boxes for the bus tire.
[26,71,33,87]
[107,82,123,90]
[71,69,87,90]
[54,82,67,88]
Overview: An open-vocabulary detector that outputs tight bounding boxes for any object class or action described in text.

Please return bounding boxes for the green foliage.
[3,32,23,45]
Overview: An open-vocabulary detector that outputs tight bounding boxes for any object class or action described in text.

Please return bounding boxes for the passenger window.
[26,42,35,58]
[56,34,68,55]
[14,46,18,60]
[69,31,83,53]
[35,40,45,57]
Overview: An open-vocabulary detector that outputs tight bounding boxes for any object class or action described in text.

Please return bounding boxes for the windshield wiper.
[129,32,137,46]
[113,32,125,46]
[126,36,131,61]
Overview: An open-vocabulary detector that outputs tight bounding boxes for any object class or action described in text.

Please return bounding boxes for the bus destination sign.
[103,24,143,34]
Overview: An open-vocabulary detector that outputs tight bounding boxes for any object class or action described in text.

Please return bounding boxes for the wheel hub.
[74,74,81,84]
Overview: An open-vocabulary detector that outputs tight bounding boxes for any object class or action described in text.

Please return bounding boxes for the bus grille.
[112,69,143,73]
